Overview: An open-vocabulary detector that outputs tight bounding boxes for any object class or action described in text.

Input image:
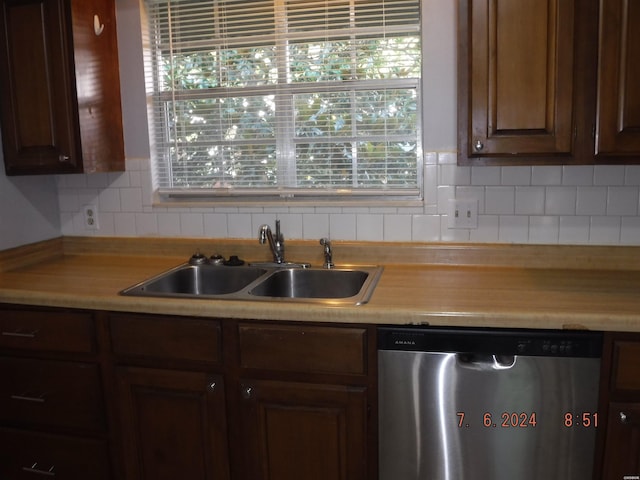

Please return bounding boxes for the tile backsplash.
[57,152,640,245]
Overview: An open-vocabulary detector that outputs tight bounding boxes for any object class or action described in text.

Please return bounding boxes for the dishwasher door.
[378,327,602,480]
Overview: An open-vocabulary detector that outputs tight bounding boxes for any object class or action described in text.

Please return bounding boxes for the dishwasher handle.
[456,353,517,371]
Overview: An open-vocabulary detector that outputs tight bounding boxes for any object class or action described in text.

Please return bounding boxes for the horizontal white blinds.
[145,0,422,196]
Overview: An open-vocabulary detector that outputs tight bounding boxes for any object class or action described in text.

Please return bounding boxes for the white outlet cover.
[447,199,478,229]
[83,204,99,230]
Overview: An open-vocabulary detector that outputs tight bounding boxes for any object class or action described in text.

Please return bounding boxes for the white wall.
[0,143,61,250]
[55,0,640,245]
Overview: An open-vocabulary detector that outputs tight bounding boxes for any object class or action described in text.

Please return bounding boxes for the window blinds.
[145,0,422,198]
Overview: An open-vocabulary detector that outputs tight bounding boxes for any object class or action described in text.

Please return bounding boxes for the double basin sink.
[120,262,383,305]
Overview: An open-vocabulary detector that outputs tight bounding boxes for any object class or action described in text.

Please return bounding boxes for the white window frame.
[143,0,424,205]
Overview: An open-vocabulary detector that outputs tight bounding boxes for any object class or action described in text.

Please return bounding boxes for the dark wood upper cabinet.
[596,0,640,158]
[461,0,578,161]
[0,0,124,175]
[459,0,640,165]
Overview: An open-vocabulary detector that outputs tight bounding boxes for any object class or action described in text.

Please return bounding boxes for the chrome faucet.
[320,238,334,269]
[259,220,285,264]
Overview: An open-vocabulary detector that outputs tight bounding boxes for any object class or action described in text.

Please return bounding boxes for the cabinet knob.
[242,386,253,399]
[474,140,484,152]
[58,154,69,163]
[208,382,216,392]
[620,411,629,424]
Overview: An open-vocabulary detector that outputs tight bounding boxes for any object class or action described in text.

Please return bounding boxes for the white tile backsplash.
[515,187,545,215]
[531,166,562,185]
[545,187,577,215]
[485,187,515,215]
[607,187,639,216]
[54,154,640,245]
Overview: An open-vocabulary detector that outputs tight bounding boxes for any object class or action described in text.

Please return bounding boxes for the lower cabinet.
[109,313,376,480]
[0,305,111,479]
[235,379,367,480]
[116,367,230,480]
[600,334,640,480]
[0,305,375,480]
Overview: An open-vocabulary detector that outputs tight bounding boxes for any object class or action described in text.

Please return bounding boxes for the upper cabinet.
[458,0,640,165]
[596,0,640,158]
[0,0,124,175]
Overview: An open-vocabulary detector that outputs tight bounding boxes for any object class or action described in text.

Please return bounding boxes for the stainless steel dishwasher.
[378,327,602,480]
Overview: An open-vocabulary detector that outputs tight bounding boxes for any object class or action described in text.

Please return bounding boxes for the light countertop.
[1,237,640,332]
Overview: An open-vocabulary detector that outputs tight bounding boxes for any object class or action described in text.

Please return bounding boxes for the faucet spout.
[258,220,285,264]
[320,238,334,269]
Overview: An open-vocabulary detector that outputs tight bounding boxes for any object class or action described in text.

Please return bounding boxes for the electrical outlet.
[448,199,478,229]
[83,205,99,230]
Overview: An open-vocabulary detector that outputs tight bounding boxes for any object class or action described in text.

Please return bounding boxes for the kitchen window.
[144,0,422,202]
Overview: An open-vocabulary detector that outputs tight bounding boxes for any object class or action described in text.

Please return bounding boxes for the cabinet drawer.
[0,428,110,480]
[238,323,367,375]
[612,341,640,392]
[0,357,105,432]
[0,308,95,353]
[110,314,222,365]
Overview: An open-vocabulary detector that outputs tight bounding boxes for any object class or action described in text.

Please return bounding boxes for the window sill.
[152,191,425,209]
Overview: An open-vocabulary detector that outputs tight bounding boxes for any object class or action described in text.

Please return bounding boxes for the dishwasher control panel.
[378,326,603,358]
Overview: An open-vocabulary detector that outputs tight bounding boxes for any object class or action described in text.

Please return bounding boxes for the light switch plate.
[447,199,478,229]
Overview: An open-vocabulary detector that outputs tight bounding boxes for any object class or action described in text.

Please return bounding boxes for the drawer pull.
[2,330,38,338]
[11,393,46,403]
[22,463,55,476]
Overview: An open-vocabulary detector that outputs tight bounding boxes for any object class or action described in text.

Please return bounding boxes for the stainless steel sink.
[249,268,372,301]
[120,263,382,305]
[120,264,267,297]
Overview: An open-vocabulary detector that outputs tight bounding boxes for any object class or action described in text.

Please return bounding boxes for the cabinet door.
[602,403,640,480]
[69,0,124,173]
[236,379,368,480]
[0,0,80,174]
[596,0,640,156]
[459,0,577,163]
[116,367,230,480]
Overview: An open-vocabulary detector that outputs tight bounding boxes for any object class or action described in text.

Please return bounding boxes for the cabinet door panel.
[602,403,640,480]
[117,367,230,480]
[0,357,105,432]
[238,323,366,375]
[110,313,222,365]
[460,0,577,161]
[596,0,640,155]
[0,0,79,174]
[70,0,124,172]
[237,379,367,480]
[0,308,95,354]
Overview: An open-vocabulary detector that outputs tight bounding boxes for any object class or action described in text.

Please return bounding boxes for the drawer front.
[0,308,95,354]
[0,357,105,432]
[613,340,640,392]
[110,314,222,365]
[238,323,367,375]
[0,428,110,480]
